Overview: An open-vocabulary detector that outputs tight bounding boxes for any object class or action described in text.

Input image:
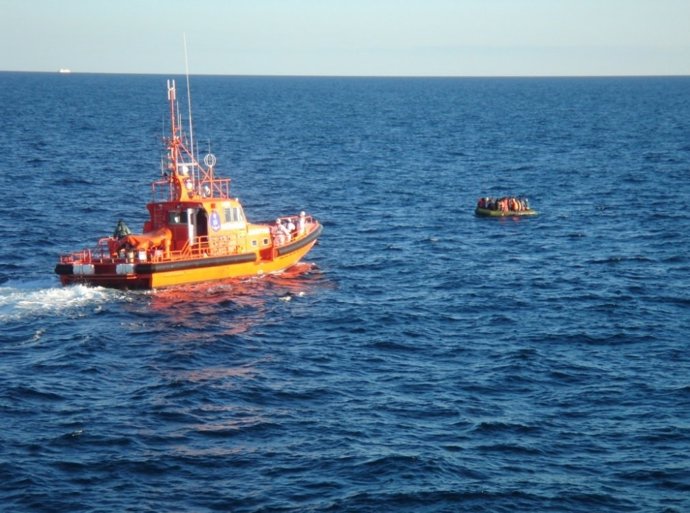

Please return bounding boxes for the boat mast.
[157,41,227,202]
[167,80,177,139]
[183,33,195,165]
[166,79,185,201]
[167,79,179,163]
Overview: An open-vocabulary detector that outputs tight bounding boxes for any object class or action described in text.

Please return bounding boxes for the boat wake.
[0,280,121,322]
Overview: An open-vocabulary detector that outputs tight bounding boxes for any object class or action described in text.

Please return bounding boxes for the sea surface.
[1,72,689,512]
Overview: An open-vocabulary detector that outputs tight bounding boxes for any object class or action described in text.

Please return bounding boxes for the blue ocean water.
[1,72,689,512]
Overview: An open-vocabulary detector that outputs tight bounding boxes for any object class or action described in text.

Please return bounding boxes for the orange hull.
[57,225,321,290]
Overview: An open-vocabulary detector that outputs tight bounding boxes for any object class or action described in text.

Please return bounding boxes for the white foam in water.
[0,280,117,321]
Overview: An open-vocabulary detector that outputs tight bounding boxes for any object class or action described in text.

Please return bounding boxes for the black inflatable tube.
[135,253,256,274]
[277,225,323,256]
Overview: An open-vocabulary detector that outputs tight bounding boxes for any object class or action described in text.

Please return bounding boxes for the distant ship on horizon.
[58,68,72,74]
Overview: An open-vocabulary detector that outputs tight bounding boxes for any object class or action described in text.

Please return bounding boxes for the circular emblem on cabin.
[210,210,221,232]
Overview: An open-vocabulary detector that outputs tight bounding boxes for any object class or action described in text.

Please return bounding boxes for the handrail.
[59,214,318,265]
[151,175,232,203]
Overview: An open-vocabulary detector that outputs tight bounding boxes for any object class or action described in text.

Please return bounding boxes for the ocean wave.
[0,281,121,323]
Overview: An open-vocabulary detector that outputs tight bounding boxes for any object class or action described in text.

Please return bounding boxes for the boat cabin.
[142,196,272,259]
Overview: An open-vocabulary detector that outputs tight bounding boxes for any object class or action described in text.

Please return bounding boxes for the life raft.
[475,207,538,217]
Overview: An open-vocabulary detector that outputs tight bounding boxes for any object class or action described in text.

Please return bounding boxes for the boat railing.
[204,177,231,199]
[263,214,318,248]
[59,249,92,264]
[168,234,241,260]
[150,176,232,203]
[151,178,175,203]
[59,216,317,265]
[62,235,239,264]
[59,238,114,264]
[259,213,316,227]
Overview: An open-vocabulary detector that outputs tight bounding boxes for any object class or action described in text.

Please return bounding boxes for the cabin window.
[262,238,269,246]
[251,240,257,247]
[168,211,188,224]
[223,206,245,223]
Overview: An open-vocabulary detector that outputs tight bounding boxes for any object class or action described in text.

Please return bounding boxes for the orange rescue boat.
[55,80,322,289]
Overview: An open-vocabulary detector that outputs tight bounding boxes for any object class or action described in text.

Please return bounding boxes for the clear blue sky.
[2,0,689,76]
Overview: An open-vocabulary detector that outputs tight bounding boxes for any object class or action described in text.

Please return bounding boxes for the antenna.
[183,33,194,164]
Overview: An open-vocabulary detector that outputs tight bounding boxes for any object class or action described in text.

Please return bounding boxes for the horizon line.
[2,69,690,80]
